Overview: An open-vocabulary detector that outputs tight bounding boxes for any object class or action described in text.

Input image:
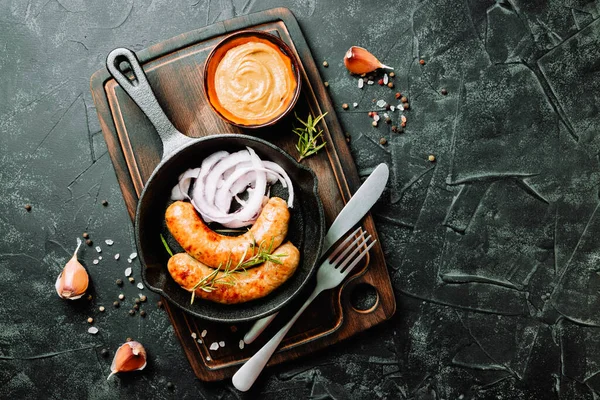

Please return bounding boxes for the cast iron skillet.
[106,48,325,323]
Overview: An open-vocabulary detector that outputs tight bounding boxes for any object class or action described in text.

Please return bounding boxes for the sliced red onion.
[170,168,201,201]
[170,147,294,228]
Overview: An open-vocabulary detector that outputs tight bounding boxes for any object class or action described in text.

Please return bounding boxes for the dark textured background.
[2,0,600,398]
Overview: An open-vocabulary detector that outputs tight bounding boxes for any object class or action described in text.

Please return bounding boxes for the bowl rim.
[203,30,303,129]
[136,133,325,322]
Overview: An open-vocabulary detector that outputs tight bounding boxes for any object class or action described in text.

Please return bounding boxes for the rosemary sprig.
[160,234,173,257]
[293,112,328,162]
[190,257,239,304]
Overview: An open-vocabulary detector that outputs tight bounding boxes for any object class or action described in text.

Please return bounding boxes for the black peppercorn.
[113,301,120,308]
[86,239,93,246]
[441,88,448,95]
[24,204,32,212]
[167,382,174,390]
[133,304,139,311]
[116,279,123,286]
[129,309,136,316]
[102,200,108,206]
[100,349,109,357]
[140,310,146,318]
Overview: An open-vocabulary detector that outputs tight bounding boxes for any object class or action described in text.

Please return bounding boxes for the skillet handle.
[106,48,191,158]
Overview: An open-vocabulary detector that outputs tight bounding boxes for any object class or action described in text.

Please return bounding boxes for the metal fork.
[232,227,376,392]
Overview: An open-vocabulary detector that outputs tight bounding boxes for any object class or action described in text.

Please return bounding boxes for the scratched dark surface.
[2,0,600,398]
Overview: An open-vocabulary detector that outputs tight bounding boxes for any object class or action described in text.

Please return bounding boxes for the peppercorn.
[118,294,125,300]
[133,304,139,311]
[140,295,147,302]
[389,72,395,77]
[372,121,378,127]
[116,279,123,286]
[140,310,146,318]
[86,239,93,246]
[419,59,425,65]
[135,298,141,304]
[322,61,329,67]
[391,125,398,133]
[377,78,384,85]
[102,200,108,206]
[82,232,89,239]
[395,92,401,100]
[400,96,408,103]
[441,88,448,95]
[230,325,238,333]
[385,117,391,124]
[403,103,410,110]
[346,137,351,143]
[379,138,387,145]
[87,317,94,324]
[128,277,135,283]
[126,337,133,342]
[167,382,174,390]
[387,82,394,88]
[24,204,32,212]
[100,348,109,357]
[157,300,163,308]
[342,103,349,110]
[99,306,105,312]
[324,81,329,88]
[385,104,391,111]
[113,301,120,308]
[87,294,93,301]
[129,309,136,316]
[428,155,436,162]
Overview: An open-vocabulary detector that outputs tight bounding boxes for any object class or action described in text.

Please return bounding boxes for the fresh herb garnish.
[160,234,173,257]
[293,112,328,162]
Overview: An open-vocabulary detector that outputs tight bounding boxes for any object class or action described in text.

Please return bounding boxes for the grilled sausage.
[165,197,290,269]
[167,242,300,304]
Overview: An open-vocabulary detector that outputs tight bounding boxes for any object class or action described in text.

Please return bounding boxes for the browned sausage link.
[167,242,300,304]
[165,197,290,269]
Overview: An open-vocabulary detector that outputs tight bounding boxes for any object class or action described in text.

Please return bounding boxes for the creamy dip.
[214,41,297,125]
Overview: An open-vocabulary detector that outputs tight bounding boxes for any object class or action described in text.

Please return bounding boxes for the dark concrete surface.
[2,0,600,398]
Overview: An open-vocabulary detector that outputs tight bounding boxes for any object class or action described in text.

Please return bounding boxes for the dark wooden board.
[90,7,395,381]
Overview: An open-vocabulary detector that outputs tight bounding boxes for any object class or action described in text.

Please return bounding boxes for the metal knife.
[243,163,389,344]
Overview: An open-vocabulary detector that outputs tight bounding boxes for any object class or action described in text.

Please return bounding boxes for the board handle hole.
[350,283,379,313]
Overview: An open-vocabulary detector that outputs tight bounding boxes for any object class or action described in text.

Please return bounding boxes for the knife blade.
[243,163,389,344]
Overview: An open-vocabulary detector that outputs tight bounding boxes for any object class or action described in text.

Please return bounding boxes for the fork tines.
[328,227,376,274]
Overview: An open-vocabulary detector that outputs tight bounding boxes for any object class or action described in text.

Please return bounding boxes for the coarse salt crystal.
[358,78,364,89]
[125,267,132,277]
[209,342,219,351]
[367,80,374,85]
[88,327,99,335]
[383,113,389,119]
[373,114,380,122]
[105,239,114,246]
[206,356,211,361]
[93,259,99,265]
[390,105,395,111]
[376,100,386,108]
[114,254,120,260]
[137,283,144,290]
[201,330,207,337]
[384,74,389,85]
[127,259,132,263]
[398,103,404,111]
[129,252,137,260]
[95,246,101,253]
[197,339,202,344]
[191,332,197,339]
[353,102,358,108]
[98,256,102,260]
[219,341,225,348]
[239,340,245,350]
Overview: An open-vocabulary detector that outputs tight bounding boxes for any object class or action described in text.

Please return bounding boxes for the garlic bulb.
[55,238,89,300]
[108,341,147,380]
[343,46,393,75]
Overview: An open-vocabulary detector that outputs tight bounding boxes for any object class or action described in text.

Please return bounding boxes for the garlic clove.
[343,46,394,75]
[108,341,147,380]
[55,238,89,300]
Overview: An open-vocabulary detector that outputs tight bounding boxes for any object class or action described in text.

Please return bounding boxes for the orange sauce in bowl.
[205,35,298,127]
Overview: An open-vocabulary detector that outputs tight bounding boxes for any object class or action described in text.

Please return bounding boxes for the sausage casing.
[167,242,300,304]
[165,197,290,269]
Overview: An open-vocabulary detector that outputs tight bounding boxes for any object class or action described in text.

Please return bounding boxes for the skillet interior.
[136,134,324,323]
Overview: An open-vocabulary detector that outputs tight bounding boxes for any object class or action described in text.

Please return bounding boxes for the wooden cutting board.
[90,7,395,381]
